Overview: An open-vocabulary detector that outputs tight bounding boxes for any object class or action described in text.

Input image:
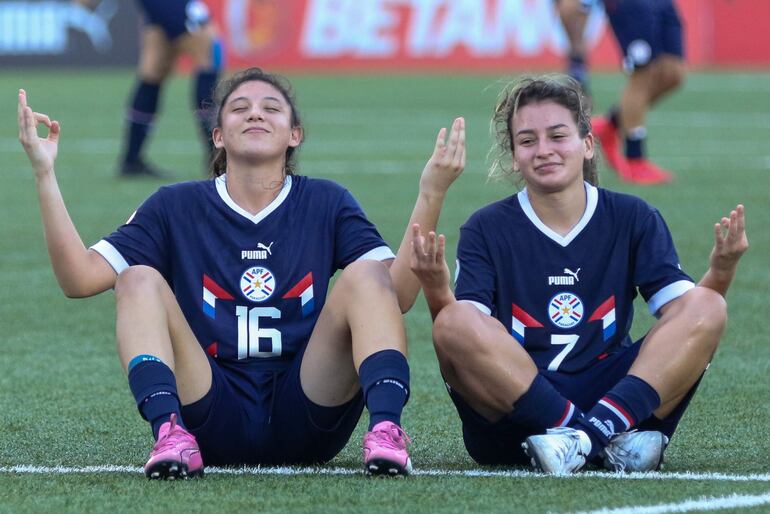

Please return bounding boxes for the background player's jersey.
[92,175,393,372]
[455,183,693,373]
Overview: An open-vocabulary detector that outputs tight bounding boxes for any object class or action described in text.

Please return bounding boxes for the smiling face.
[511,100,594,194]
[212,80,302,169]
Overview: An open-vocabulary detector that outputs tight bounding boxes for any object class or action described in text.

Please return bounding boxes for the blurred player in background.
[79,0,224,177]
[18,67,465,479]
[555,0,594,94]
[593,0,686,184]
[410,75,747,474]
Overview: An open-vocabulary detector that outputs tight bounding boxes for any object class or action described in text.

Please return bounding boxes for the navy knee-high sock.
[127,355,184,439]
[574,375,660,459]
[358,350,410,430]
[625,126,647,159]
[124,81,160,164]
[507,374,583,431]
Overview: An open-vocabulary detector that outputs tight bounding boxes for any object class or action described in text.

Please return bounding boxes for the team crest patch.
[240,266,276,302]
[548,292,584,329]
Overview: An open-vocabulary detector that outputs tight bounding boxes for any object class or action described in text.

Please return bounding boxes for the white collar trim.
[517,182,598,247]
[215,174,292,224]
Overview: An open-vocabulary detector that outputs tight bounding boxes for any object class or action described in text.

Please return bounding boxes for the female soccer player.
[410,75,747,474]
[17,67,465,479]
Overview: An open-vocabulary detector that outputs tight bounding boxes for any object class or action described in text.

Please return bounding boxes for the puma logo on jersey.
[257,241,274,255]
[548,267,580,285]
[242,242,274,260]
[241,250,268,260]
[564,268,580,281]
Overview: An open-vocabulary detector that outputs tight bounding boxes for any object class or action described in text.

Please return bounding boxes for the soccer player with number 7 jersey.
[410,75,748,474]
[17,68,465,479]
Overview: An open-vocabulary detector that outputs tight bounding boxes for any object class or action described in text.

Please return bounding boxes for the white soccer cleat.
[522,427,592,475]
[601,430,669,472]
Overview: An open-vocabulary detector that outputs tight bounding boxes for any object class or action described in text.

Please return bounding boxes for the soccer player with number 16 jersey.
[18,68,466,479]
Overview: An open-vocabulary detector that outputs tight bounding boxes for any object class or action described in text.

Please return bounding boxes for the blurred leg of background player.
[121,0,223,178]
[556,0,593,94]
[593,0,685,185]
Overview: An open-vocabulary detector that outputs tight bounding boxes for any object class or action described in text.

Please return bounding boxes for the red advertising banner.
[2,0,766,70]
[205,0,770,71]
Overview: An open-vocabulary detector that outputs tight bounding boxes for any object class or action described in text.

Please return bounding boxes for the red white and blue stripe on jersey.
[203,274,234,319]
[588,295,616,341]
[282,272,315,318]
[511,303,543,344]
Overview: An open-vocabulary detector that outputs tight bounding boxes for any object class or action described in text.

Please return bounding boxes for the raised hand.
[419,117,466,197]
[709,204,748,273]
[18,89,60,177]
[410,223,450,291]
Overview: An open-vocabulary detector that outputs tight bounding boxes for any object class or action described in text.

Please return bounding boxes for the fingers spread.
[434,127,447,153]
[437,234,446,261]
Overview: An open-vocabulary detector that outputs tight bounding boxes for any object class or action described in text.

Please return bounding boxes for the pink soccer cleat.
[593,116,632,181]
[626,158,674,185]
[144,413,204,480]
[363,421,412,476]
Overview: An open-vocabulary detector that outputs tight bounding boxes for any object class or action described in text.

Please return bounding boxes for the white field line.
[1,465,770,482]
[567,491,770,514]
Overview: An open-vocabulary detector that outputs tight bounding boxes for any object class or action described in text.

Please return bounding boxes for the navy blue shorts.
[181,346,364,466]
[449,337,700,466]
[604,0,684,71]
[136,0,211,40]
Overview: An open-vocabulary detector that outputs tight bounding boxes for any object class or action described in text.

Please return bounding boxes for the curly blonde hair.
[488,74,597,186]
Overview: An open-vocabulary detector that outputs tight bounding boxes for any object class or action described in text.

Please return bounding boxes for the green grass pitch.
[0,70,768,513]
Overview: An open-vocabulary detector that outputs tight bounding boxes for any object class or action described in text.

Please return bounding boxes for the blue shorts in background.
[136,0,211,40]
[604,0,684,72]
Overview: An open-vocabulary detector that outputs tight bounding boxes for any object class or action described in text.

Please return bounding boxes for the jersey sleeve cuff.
[90,240,130,274]
[357,245,396,262]
[648,280,695,316]
[459,299,492,316]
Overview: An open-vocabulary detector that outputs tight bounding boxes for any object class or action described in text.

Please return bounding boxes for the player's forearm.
[36,173,110,297]
[390,191,447,312]
[423,284,456,321]
[697,266,737,298]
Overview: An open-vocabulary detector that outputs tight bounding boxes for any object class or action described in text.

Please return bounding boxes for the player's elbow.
[60,285,92,298]
[57,276,107,298]
[398,293,416,314]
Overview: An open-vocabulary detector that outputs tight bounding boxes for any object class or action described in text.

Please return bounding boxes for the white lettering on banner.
[406,0,444,55]
[300,0,605,59]
[302,0,399,56]
[0,1,116,55]
[432,0,494,56]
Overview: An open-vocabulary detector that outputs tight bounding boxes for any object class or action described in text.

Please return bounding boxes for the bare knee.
[335,259,395,299]
[114,265,166,302]
[433,302,489,362]
[675,286,727,353]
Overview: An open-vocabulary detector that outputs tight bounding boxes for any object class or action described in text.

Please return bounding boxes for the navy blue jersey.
[454,183,693,374]
[92,175,394,373]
